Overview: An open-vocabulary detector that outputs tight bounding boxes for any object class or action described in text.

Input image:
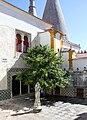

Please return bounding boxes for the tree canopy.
[16,45,71,90]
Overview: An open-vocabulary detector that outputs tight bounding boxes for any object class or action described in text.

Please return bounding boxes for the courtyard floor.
[0,95,87,120]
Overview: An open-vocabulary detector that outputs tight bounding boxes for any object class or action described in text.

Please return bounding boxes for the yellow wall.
[47,29,63,53]
[68,50,73,70]
[60,34,63,52]
[49,29,57,52]
[60,39,63,53]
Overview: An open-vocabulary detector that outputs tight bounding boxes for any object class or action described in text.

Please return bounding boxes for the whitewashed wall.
[0,26,15,60]
[61,52,87,71]
[0,1,52,43]
[0,26,15,90]
[0,26,29,90]
[55,38,60,52]
[31,31,51,47]
[0,1,52,90]
[62,52,69,70]
[73,58,87,71]
[38,32,51,47]
[62,45,70,51]
[0,12,42,41]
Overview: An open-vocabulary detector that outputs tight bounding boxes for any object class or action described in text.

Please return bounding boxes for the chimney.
[29,0,37,16]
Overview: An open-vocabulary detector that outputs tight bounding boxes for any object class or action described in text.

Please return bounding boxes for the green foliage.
[16,45,71,90]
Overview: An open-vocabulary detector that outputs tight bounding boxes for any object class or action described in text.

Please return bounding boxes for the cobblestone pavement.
[0,95,87,120]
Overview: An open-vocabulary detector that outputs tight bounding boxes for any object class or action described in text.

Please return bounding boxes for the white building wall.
[0,12,43,41]
[62,52,69,70]
[38,32,51,47]
[0,26,15,90]
[0,1,52,43]
[73,58,87,71]
[0,2,52,90]
[0,26,15,60]
[55,38,60,52]
[62,45,70,51]
[31,31,51,47]
[72,47,79,53]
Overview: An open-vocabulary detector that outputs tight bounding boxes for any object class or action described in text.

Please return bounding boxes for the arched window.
[16,34,22,52]
[23,36,29,53]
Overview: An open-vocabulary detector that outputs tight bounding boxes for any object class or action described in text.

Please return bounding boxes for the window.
[23,36,29,53]
[16,34,22,52]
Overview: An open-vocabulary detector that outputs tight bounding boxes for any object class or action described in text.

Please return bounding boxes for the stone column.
[28,85,30,93]
[28,34,31,47]
[21,34,24,53]
[20,81,21,95]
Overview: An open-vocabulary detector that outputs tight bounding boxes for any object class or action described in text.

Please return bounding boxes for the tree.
[16,45,71,91]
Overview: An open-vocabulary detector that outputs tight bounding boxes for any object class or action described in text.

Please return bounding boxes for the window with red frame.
[23,36,29,53]
[16,34,22,52]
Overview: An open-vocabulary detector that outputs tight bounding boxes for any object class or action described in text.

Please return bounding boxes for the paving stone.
[1,96,87,120]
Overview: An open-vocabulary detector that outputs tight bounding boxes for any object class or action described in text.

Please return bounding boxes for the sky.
[5,0,87,50]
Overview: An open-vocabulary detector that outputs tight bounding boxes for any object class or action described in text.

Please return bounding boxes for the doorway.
[77,88,84,98]
[55,87,60,95]
[12,75,28,96]
[12,75,20,96]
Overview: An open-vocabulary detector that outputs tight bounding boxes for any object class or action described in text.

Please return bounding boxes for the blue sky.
[5,0,87,50]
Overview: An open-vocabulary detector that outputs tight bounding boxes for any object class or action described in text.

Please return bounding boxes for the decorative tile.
[0,68,30,101]
[60,87,74,97]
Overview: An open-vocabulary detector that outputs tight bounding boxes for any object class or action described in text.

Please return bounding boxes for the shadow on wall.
[0,76,7,90]
[31,35,40,47]
[0,53,30,100]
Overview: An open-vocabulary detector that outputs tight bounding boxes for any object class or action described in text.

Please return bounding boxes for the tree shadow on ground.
[0,94,87,114]
[75,113,87,120]
[0,94,34,112]
[41,95,87,107]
